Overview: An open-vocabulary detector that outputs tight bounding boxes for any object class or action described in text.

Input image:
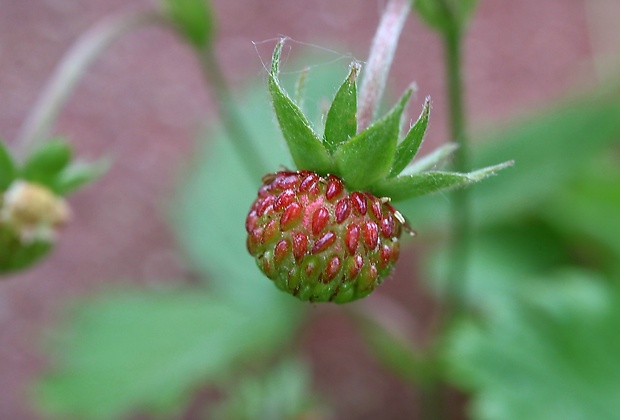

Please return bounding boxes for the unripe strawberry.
[247,39,510,303]
[246,171,403,303]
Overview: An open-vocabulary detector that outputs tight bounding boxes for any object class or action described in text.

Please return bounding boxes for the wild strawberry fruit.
[246,171,404,303]
[247,39,511,303]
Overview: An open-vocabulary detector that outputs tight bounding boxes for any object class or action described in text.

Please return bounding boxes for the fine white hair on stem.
[357,0,411,132]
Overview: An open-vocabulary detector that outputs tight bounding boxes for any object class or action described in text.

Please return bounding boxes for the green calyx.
[0,138,106,274]
[269,38,511,202]
[0,138,107,197]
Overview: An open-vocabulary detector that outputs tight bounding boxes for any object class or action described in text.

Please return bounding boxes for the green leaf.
[390,96,431,177]
[540,157,620,262]
[269,39,333,174]
[0,140,17,191]
[160,0,215,49]
[374,161,513,201]
[444,270,620,420]
[53,159,109,195]
[35,291,299,420]
[425,222,570,314]
[324,62,360,154]
[209,359,321,420]
[335,87,413,191]
[20,139,72,187]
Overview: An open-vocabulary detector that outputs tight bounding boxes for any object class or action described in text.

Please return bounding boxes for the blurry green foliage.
[209,358,324,420]
[36,291,298,419]
[445,270,620,420]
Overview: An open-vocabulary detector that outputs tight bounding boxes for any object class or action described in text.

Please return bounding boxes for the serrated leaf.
[269,39,333,174]
[324,62,360,153]
[34,291,300,420]
[445,270,620,420]
[160,0,214,49]
[335,87,413,191]
[390,97,431,177]
[53,159,109,195]
[0,140,17,191]
[20,139,72,186]
[375,161,512,201]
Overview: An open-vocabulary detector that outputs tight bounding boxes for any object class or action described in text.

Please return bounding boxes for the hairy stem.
[15,11,166,160]
[357,0,410,131]
[198,48,267,179]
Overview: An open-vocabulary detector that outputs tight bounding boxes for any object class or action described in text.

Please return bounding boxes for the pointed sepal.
[0,140,17,191]
[374,161,514,201]
[52,159,110,195]
[334,87,413,191]
[20,138,72,188]
[400,143,458,176]
[269,39,333,174]
[390,96,431,177]
[324,62,360,154]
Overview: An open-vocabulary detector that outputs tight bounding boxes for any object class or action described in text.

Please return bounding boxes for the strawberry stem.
[357,0,410,131]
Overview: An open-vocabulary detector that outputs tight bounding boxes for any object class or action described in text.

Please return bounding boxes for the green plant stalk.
[443,26,469,320]
[198,47,267,180]
[15,11,166,161]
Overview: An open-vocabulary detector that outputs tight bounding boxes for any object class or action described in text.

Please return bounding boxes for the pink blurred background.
[0,0,618,418]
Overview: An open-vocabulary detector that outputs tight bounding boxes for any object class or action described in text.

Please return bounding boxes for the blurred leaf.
[425,222,570,314]
[0,140,17,191]
[324,62,359,154]
[399,90,620,229]
[269,39,333,174]
[160,0,215,49]
[390,97,431,177]
[444,270,620,420]
[20,138,72,187]
[335,87,412,191]
[52,159,109,195]
[541,156,620,261]
[35,290,299,420]
[375,161,512,202]
[209,358,323,420]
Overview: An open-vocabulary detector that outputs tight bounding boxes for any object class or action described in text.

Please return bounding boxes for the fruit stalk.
[357,0,411,131]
